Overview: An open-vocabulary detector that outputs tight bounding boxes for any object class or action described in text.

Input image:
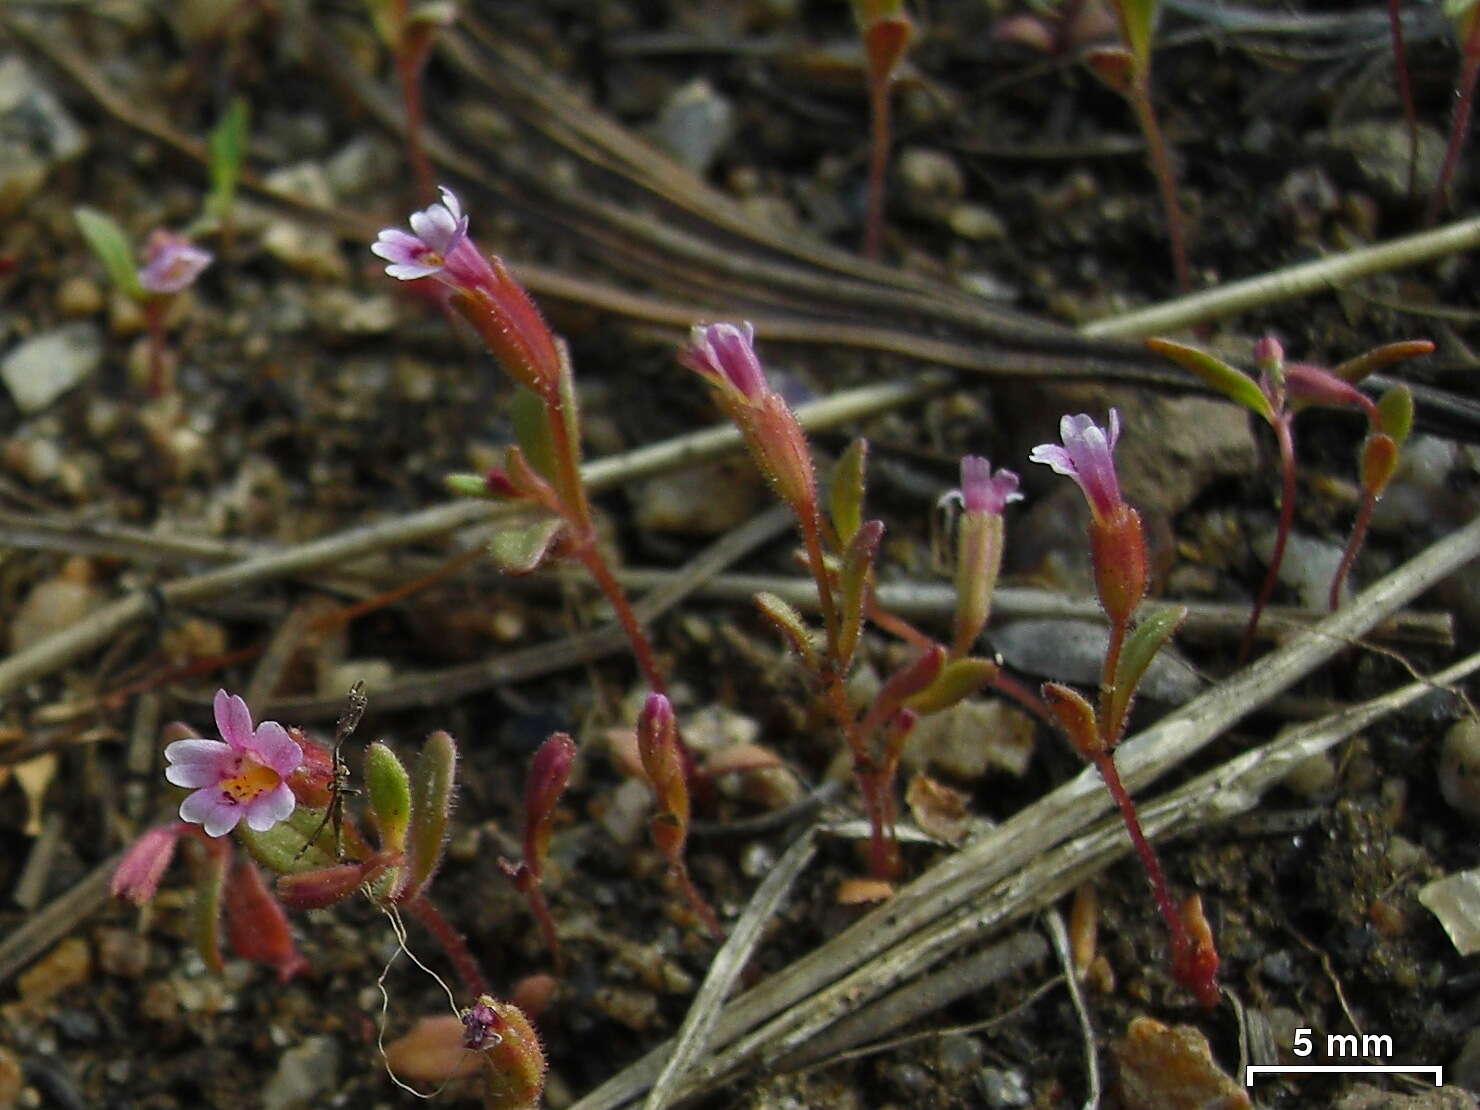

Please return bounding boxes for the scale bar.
[1246,1065,1442,1087]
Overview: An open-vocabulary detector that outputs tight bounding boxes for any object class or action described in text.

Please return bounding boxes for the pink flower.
[372,185,493,288]
[1029,410,1123,522]
[164,690,303,838]
[138,231,212,295]
[680,322,768,402]
[944,456,1021,515]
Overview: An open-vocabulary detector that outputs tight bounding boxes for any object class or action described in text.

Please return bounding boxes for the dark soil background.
[2,1,1480,1108]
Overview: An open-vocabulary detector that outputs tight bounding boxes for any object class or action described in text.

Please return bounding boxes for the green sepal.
[1108,605,1187,737]
[511,387,558,483]
[365,742,411,854]
[238,805,338,875]
[191,840,230,973]
[74,208,143,300]
[403,730,457,900]
[1146,338,1273,422]
[1330,340,1435,385]
[1376,385,1414,445]
[904,657,999,715]
[829,438,868,547]
[754,591,819,671]
[205,97,248,225]
[489,515,565,575]
[837,519,883,670]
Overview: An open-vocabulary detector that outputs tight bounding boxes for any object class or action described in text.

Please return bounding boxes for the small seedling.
[1429,0,1480,222]
[849,0,914,259]
[1031,410,1219,1006]
[364,0,456,201]
[1149,335,1430,658]
[1083,0,1191,293]
[74,209,212,396]
[499,732,577,970]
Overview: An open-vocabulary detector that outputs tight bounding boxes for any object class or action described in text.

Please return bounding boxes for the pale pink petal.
[371,228,425,266]
[164,739,236,788]
[251,721,304,777]
[243,783,296,832]
[180,789,242,838]
[214,690,254,749]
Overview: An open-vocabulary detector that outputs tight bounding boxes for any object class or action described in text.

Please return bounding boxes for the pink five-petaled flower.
[372,185,494,288]
[138,230,213,295]
[1028,410,1123,523]
[164,690,303,838]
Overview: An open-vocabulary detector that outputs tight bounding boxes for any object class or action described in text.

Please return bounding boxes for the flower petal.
[1027,443,1075,476]
[384,260,442,281]
[214,690,254,749]
[243,783,297,832]
[164,742,235,788]
[251,721,304,777]
[180,788,241,838]
[371,228,424,266]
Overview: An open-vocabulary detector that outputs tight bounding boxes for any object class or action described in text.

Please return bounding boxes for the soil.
[1,2,1479,1109]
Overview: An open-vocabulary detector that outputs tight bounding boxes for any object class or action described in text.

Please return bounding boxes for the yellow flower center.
[219,756,280,804]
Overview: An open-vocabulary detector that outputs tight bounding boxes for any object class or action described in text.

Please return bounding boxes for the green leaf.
[829,438,868,546]
[445,472,493,498]
[74,207,142,299]
[1108,605,1187,737]
[489,514,565,575]
[904,657,999,715]
[1145,338,1273,422]
[1115,0,1158,65]
[365,742,412,854]
[754,592,819,670]
[205,97,249,223]
[192,841,229,974]
[837,519,883,669]
[403,730,457,900]
[1376,385,1414,444]
[511,387,557,483]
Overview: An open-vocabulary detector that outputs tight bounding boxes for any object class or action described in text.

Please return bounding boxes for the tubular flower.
[138,230,212,295]
[680,322,818,521]
[1028,410,1123,524]
[942,456,1020,655]
[372,185,495,289]
[165,690,304,838]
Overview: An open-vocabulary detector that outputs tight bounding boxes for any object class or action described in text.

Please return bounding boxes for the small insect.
[296,680,367,861]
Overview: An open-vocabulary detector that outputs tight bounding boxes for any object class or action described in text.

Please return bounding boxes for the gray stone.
[1,324,103,413]
[1253,529,1348,610]
[1334,1082,1476,1109]
[992,618,1203,704]
[975,1067,1030,1108]
[651,79,734,175]
[896,146,966,223]
[262,1035,340,1110]
[0,56,87,218]
[1321,119,1446,205]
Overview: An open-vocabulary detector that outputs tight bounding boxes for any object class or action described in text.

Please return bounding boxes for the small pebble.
[592,985,660,1032]
[935,1033,983,1079]
[1114,1016,1250,1110]
[1,324,102,414]
[1440,718,1480,821]
[95,927,151,979]
[975,1067,1030,1108]
[10,557,99,653]
[17,937,90,1004]
[262,1035,340,1110]
[55,275,104,317]
[651,79,734,175]
[0,1046,20,1110]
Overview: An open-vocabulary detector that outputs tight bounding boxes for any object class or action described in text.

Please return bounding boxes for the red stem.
[1089,749,1195,991]
[1239,417,1296,665]
[144,300,168,397]
[1428,48,1480,225]
[395,44,435,203]
[1329,489,1376,611]
[672,857,724,940]
[863,66,892,260]
[523,884,564,975]
[1387,0,1420,201]
[1129,75,1191,296]
[404,893,490,998]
